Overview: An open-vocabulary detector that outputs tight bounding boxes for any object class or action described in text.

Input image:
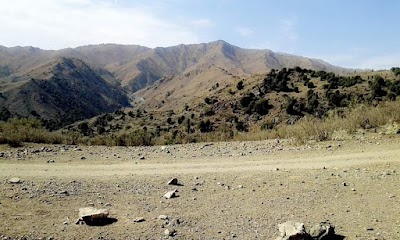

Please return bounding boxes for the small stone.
[47,160,55,163]
[133,217,145,223]
[164,228,176,236]
[308,222,335,239]
[342,182,348,186]
[163,189,178,199]
[139,156,145,160]
[167,178,179,186]
[9,178,21,184]
[158,215,169,220]
[59,190,69,196]
[105,203,112,207]
[80,156,86,160]
[276,221,310,240]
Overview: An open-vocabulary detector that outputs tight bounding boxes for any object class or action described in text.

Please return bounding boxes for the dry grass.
[0,118,68,147]
[2,101,400,147]
[235,100,400,144]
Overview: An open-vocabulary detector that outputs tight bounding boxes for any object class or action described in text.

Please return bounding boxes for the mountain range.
[0,40,351,128]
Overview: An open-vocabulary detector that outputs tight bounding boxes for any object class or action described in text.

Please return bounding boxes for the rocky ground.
[0,133,399,239]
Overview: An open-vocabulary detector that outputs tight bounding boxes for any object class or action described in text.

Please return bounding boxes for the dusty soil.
[0,134,399,239]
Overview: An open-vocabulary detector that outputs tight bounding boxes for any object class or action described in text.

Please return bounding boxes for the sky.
[0,0,399,69]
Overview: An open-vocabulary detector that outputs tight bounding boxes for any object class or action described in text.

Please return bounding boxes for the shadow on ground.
[84,217,118,226]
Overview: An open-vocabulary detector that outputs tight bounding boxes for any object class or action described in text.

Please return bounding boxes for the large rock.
[276,221,312,240]
[76,207,109,224]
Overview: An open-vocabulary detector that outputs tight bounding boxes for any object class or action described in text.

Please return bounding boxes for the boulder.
[76,207,109,224]
[276,221,312,240]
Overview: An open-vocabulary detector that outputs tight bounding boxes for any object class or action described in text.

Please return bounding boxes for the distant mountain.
[0,41,350,92]
[0,41,353,127]
[0,57,130,129]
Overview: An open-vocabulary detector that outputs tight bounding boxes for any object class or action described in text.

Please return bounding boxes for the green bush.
[236,80,244,90]
[252,99,272,115]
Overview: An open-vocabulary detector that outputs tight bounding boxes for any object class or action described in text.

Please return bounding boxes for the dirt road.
[1,136,399,239]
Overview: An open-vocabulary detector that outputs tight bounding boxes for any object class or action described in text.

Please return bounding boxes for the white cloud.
[0,0,200,49]
[236,27,254,37]
[279,19,298,41]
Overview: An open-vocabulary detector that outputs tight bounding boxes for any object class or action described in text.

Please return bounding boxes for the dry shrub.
[0,118,67,146]
[277,117,336,144]
[343,101,400,132]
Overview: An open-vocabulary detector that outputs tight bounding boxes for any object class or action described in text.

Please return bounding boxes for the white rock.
[158,215,169,220]
[163,189,178,199]
[78,207,109,220]
[276,221,310,240]
[164,228,176,236]
[9,178,21,184]
[133,217,145,223]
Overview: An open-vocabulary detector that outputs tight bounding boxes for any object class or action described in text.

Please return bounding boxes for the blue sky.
[0,0,399,69]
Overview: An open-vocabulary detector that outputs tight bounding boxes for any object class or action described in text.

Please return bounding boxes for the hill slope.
[63,67,400,146]
[0,57,130,129]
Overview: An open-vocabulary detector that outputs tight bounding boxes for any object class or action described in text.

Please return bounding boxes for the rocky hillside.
[0,57,130,129]
[63,67,400,146]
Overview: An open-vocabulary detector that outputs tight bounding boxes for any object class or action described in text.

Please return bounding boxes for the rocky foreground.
[0,134,399,239]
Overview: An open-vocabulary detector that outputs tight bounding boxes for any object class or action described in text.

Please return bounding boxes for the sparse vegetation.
[0,118,67,147]
[2,67,400,147]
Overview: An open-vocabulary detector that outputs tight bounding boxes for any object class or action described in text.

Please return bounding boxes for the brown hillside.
[0,41,351,94]
[0,57,130,129]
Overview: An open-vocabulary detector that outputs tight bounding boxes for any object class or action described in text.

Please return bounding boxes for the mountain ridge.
[0,41,352,91]
[0,40,357,127]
